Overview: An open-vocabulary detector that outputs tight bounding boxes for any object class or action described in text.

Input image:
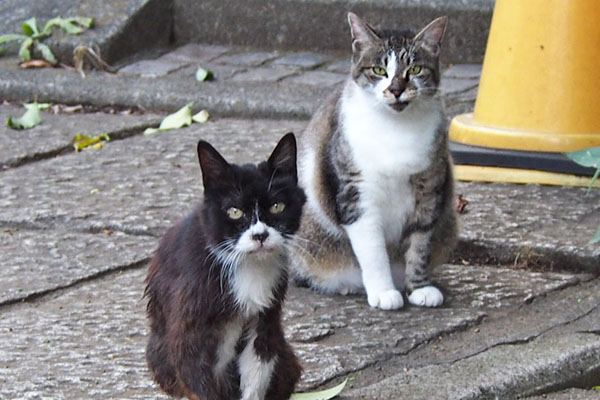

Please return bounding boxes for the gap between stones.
[0,257,150,309]
[0,123,157,172]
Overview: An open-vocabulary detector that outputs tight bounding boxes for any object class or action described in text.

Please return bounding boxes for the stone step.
[0,0,493,65]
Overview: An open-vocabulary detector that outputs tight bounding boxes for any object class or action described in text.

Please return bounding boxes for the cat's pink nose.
[252,231,269,244]
[390,87,402,98]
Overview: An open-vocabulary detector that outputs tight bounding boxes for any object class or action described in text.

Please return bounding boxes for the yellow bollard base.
[455,165,600,188]
[450,113,600,153]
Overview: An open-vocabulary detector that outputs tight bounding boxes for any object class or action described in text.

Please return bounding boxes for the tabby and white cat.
[291,13,457,310]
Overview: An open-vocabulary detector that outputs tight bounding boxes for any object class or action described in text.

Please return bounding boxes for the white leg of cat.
[238,329,276,400]
[408,286,444,307]
[345,218,404,310]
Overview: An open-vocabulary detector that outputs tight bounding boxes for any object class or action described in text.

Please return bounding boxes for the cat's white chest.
[340,83,442,241]
[341,89,441,176]
[231,253,284,316]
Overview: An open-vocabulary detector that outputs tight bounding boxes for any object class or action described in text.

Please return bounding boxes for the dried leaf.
[290,379,348,400]
[455,194,469,214]
[20,59,53,69]
[72,133,110,151]
[73,45,115,76]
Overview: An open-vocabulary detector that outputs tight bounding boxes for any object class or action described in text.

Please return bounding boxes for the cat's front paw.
[368,289,404,310]
[408,286,443,307]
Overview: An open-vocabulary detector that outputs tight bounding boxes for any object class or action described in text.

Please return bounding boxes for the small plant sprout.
[565,146,600,244]
[0,16,94,65]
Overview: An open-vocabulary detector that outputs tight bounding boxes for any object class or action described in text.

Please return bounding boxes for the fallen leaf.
[290,378,348,400]
[455,194,469,214]
[144,102,194,135]
[192,109,210,123]
[196,67,214,82]
[73,133,110,151]
[20,59,53,69]
[564,146,600,194]
[7,102,51,130]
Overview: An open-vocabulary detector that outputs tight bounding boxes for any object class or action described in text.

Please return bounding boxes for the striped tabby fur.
[290,13,457,310]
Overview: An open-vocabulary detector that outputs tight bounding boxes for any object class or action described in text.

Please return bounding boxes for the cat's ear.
[268,133,298,183]
[197,140,233,191]
[348,12,380,50]
[414,16,447,56]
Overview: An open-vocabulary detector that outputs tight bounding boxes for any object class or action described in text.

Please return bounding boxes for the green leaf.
[72,133,110,152]
[192,109,210,124]
[21,17,40,37]
[564,146,600,169]
[565,146,600,194]
[195,67,214,82]
[144,102,194,135]
[591,226,600,245]
[43,17,82,35]
[43,17,94,36]
[290,378,348,400]
[36,42,57,65]
[0,34,27,45]
[71,16,94,29]
[6,102,49,130]
[18,37,33,61]
[584,168,600,196]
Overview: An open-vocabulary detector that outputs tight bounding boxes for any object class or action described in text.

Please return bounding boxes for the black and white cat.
[145,133,305,400]
[291,13,457,310]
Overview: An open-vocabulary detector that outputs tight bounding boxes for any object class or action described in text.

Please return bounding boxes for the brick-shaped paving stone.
[214,51,279,67]
[272,52,333,69]
[282,70,347,87]
[231,66,298,82]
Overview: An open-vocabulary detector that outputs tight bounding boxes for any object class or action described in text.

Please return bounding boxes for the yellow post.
[449,0,600,185]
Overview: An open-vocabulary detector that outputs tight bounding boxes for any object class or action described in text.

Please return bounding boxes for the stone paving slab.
[346,327,600,399]
[0,262,589,399]
[456,181,600,272]
[343,277,600,399]
[0,116,307,235]
[0,108,597,271]
[529,390,600,400]
[0,104,161,169]
[0,227,155,306]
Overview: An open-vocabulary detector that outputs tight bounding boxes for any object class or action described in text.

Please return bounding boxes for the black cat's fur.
[144,133,305,400]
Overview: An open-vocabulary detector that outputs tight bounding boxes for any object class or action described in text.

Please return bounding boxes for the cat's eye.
[372,66,387,76]
[269,202,286,214]
[226,207,244,220]
[408,65,423,75]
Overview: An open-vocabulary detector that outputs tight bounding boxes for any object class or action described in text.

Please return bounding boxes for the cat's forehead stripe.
[386,51,398,77]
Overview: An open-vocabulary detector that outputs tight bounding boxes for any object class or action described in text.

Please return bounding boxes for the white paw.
[408,286,444,307]
[368,289,404,310]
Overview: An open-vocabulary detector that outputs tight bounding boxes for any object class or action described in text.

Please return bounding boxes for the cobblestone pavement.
[0,42,599,400]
